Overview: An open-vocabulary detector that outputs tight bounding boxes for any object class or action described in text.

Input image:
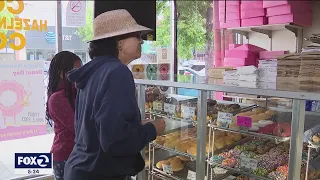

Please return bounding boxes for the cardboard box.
[208,67,234,78]
[224,57,257,67]
[241,1,263,10]
[220,19,241,28]
[263,0,311,8]
[259,51,288,59]
[268,12,313,27]
[219,0,240,7]
[242,16,267,27]
[235,44,267,53]
[241,8,265,19]
[219,5,240,13]
[266,3,312,17]
[225,49,258,58]
[219,12,241,21]
[229,44,242,49]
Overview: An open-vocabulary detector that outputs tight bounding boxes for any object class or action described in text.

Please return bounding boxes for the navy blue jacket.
[64,56,156,180]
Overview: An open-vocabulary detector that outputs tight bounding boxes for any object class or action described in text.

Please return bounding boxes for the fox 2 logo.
[15,153,52,169]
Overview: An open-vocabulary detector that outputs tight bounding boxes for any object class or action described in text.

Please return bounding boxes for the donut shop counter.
[134,79,320,180]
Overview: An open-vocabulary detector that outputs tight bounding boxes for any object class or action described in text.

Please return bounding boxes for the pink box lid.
[241,16,267,27]
[219,5,240,13]
[219,0,240,7]
[259,51,289,59]
[268,12,313,27]
[235,44,267,53]
[220,19,241,28]
[241,1,263,10]
[225,50,259,58]
[241,8,266,19]
[263,0,311,8]
[266,3,312,17]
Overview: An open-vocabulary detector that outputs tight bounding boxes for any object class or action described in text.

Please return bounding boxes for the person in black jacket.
[64,9,166,180]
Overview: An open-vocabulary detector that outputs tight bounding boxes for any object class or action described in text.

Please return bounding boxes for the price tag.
[187,170,196,180]
[181,105,196,119]
[213,167,228,174]
[240,157,258,170]
[217,112,233,127]
[237,116,252,128]
[164,103,176,114]
[162,164,173,174]
[152,101,163,112]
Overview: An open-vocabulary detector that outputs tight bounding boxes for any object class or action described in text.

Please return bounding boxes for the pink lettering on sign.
[237,116,252,128]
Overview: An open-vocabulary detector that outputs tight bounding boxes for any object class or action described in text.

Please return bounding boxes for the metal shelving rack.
[135,78,320,180]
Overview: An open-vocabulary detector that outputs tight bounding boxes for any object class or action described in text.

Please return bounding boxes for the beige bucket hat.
[88,9,152,42]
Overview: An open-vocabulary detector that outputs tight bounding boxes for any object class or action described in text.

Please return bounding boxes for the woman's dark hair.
[88,37,119,59]
[45,51,81,124]
[88,32,142,59]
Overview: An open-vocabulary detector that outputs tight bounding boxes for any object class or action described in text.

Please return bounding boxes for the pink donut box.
[241,1,263,11]
[219,0,240,7]
[266,3,312,17]
[241,8,266,19]
[219,12,241,21]
[242,17,268,27]
[268,12,313,27]
[262,0,311,8]
[220,19,241,28]
[219,5,240,13]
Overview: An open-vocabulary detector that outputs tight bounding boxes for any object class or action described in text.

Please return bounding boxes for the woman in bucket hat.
[64,9,166,180]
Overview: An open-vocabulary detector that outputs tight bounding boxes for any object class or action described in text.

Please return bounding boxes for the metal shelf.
[148,111,197,125]
[209,125,290,142]
[208,161,271,180]
[150,143,196,161]
[226,23,303,38]
[152,164,233,180]
[135,79,320,101]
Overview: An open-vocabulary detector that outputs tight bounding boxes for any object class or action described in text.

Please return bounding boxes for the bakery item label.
[164,103,175,115]
[240,156,258,170]
[162,164,173,174]
[187,170,196,180]
[181,105,196,119]
[237,116,252,128]
[217,112,233,127]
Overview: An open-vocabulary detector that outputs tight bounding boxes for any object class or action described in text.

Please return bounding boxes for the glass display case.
[135,79,320,180]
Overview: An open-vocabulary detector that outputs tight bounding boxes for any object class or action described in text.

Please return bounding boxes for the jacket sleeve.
[95,65,157,156]
[48,93,75,134]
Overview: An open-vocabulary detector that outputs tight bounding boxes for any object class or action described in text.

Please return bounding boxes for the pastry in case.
[155,157,185,172]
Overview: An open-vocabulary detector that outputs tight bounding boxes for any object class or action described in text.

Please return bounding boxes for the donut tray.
[209,125,290,142]
[147,104,258,125]
[151,165,233,180]
[150,142,196,160]
[209,164,271,180]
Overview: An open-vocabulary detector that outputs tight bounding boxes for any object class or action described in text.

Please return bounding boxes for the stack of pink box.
[224,44,266,67]
[264,0,313,26]
[241,0,267,26]
[219,0,241,28]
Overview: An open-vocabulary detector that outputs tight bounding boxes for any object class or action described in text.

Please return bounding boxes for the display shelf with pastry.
[150,127,203,159]
[208,138,319,180]
[209,108,294,142]
[149,100,254,125]
[135,77,320,180]
[152,156,232,180]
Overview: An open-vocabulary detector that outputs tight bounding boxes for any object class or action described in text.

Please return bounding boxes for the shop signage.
[45,31,72,44]
[0,60,46,141]
[0,0,48,51]
[66,0,86,27]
